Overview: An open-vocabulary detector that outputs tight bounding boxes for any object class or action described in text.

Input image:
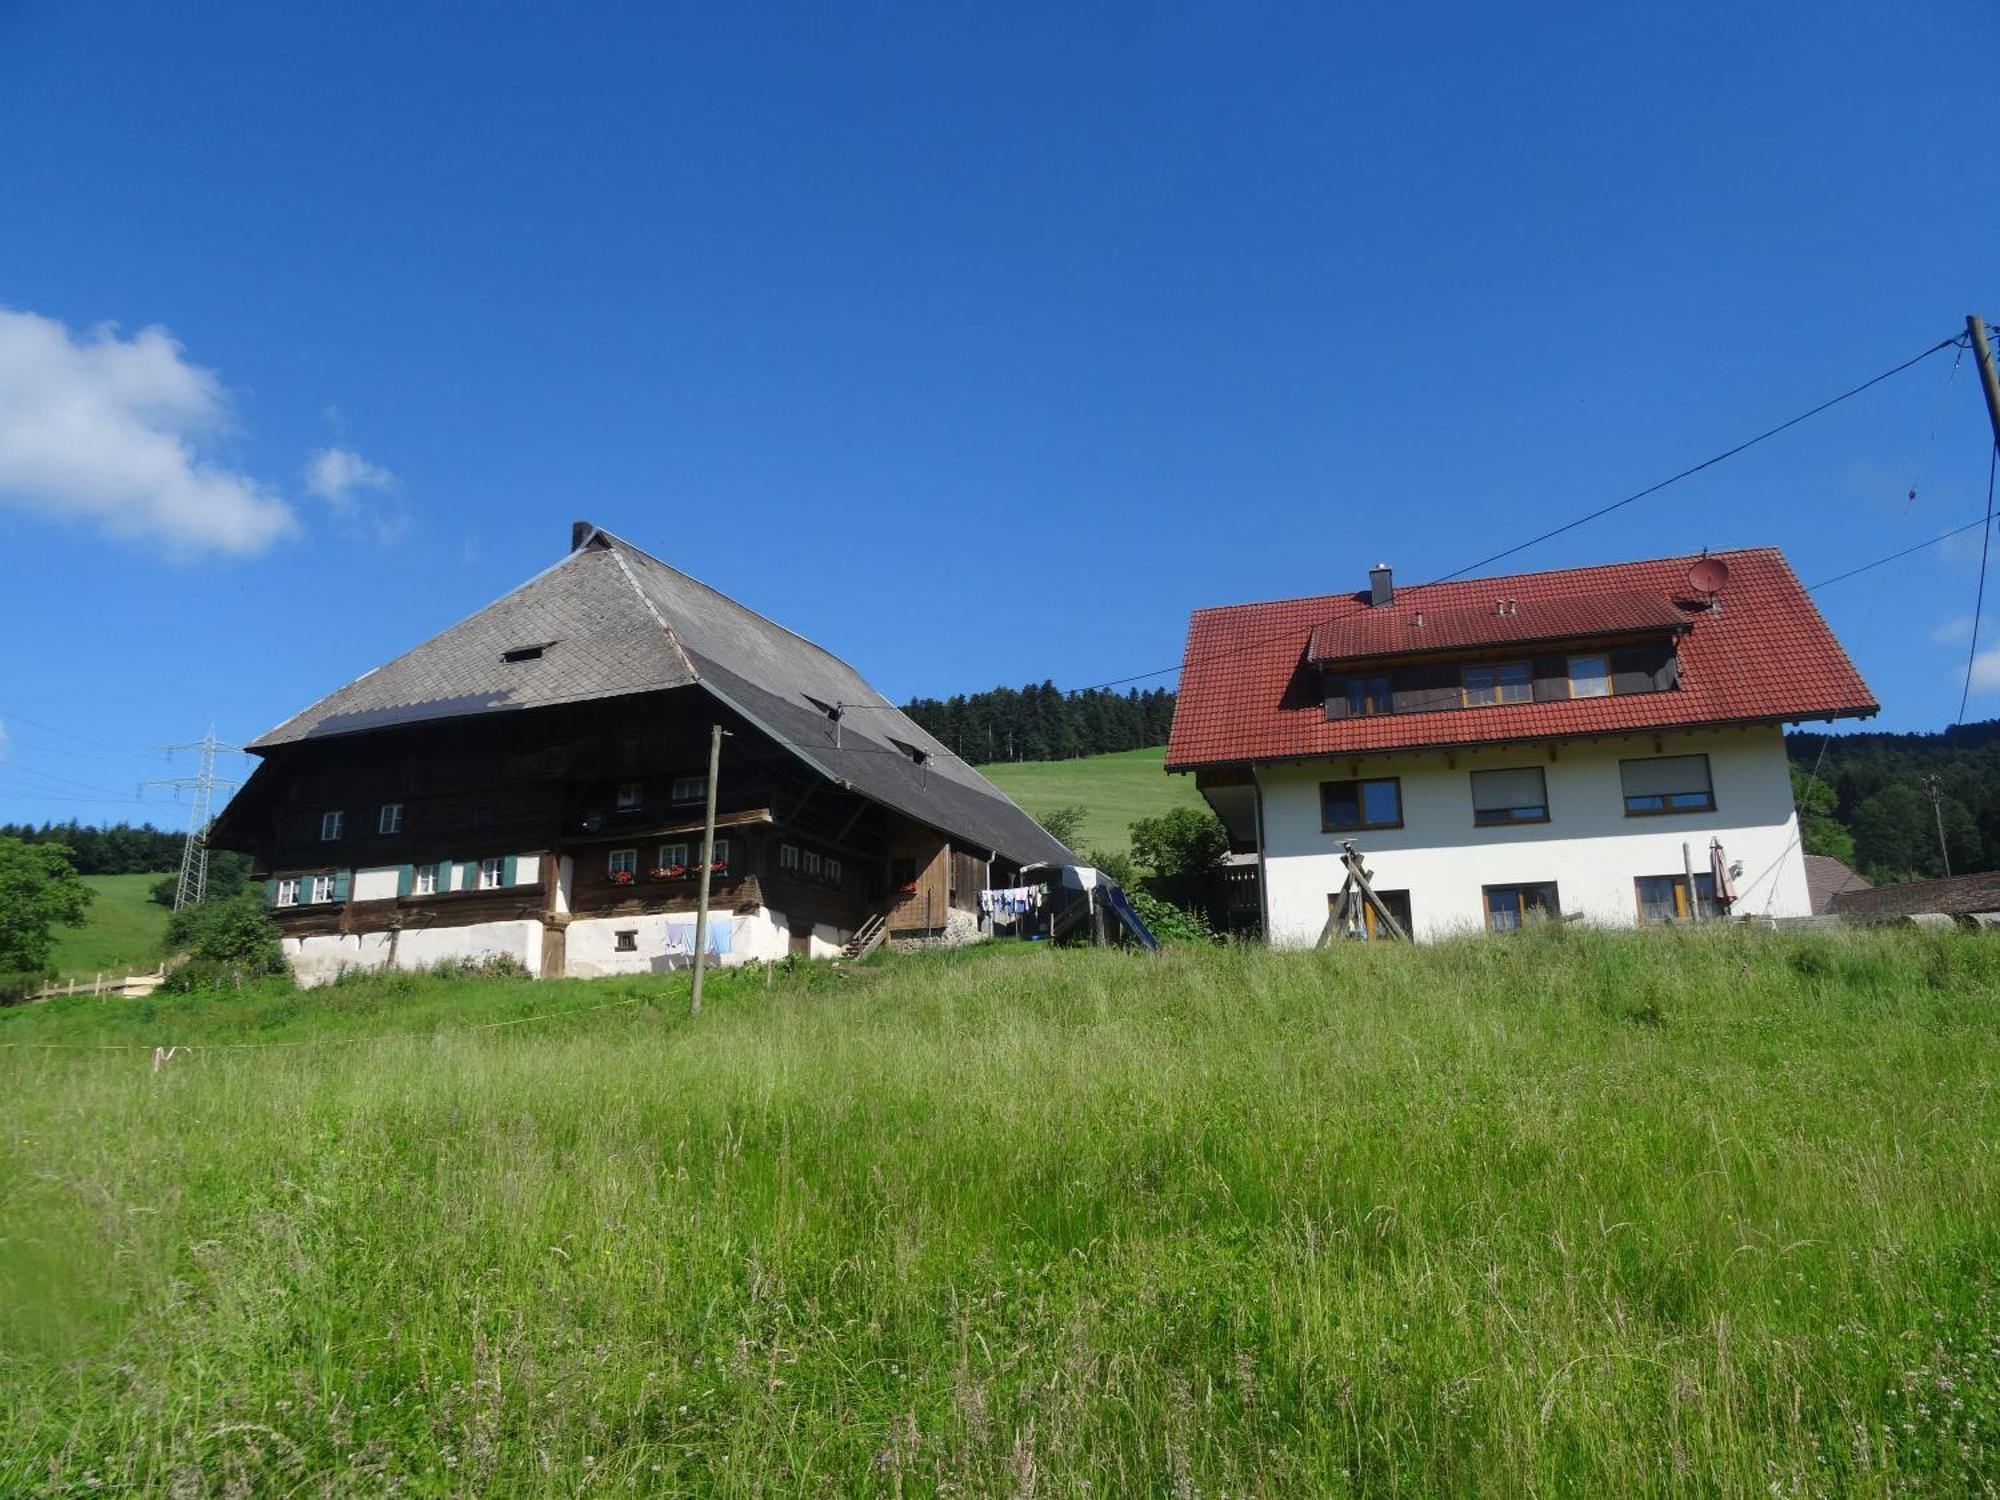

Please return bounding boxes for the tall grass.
[2,927,1997,1495]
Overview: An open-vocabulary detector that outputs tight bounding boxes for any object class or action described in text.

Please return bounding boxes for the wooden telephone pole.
[1969,315,2000,449]
[690,724,726,1015]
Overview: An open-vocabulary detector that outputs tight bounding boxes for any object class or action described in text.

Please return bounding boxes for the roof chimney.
[1369,562,1394,608]
[570,520,594,552]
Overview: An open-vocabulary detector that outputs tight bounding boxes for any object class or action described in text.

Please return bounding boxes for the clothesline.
[979,884,1048,919]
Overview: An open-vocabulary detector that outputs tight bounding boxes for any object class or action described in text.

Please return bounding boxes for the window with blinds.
[1619,754,1714,815]
[1470,766,1549,826]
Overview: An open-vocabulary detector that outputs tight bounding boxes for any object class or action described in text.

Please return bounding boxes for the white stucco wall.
[563,908,791,978]
[283,920,545,987]
[1256,725,1811,946]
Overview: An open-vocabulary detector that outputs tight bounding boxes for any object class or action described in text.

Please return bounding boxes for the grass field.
[976,745,1203,854]
[45,871,172,983]
[3,927,1997,1494]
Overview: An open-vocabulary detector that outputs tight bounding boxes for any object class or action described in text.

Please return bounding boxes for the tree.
[1791,766,1855,864]
[1129,806,1229,887]
[0,838,94,975]
[164,889,286,976]
[1035,805,1090,848]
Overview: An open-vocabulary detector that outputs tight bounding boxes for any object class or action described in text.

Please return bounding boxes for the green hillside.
[976,745,1204,853]
[46,872,172,983]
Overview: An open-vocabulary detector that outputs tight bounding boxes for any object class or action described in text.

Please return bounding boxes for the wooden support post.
[690,724,725,1016]
[1968,315,2000,452]
[1342,841,1410,942]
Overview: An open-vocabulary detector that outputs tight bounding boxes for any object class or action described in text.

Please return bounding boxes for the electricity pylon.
[143,728,241,911]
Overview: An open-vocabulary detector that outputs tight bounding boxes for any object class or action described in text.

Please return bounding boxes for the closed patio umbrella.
[1709,837,1739,912]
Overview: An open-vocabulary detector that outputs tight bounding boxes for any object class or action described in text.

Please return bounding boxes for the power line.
[1956,442,1998,726]
[1802,514,1996,591]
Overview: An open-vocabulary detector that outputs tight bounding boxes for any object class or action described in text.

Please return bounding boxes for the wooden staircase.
[841,910,890,962]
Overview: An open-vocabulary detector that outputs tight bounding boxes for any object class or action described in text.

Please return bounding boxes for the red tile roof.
[1166,548,1876,771]
[1306,586,1689,663]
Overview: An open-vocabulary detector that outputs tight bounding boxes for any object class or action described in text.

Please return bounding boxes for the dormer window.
[1345,676,1392,716]
[1462,661,1532,707]
[1568,654,1611,698]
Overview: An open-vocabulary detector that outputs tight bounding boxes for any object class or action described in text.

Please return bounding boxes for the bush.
[425,954,533,981]
[159,957,257,995]
[0,969,49,1006]
[164,890,286,979]
[1127,890,1219,945]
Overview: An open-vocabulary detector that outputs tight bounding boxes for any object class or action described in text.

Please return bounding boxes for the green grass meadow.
[976,746,1203,854]
[3,928,1998,1495]
[45,872,172,983]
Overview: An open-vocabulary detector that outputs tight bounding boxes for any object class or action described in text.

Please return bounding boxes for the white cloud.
[305,446,396,508]
[1930,614,1994,645]
[1972,648,2000,695]
[0,308,296,556]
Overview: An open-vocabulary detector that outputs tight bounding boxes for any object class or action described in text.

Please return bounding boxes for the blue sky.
[1,1,1996,829]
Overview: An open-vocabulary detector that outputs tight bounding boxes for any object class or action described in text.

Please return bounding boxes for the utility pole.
[1967,315,2000,450]
[1921,774,1953,878]
[141,727,240,911]
[689,724,726,1016]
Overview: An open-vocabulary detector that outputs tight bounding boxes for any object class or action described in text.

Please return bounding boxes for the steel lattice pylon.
[143,728,240,912]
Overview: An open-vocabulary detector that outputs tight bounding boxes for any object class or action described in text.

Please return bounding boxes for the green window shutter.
[435,860,452,892]
[396,864,413,898]
[332,871,351,903]
[264,876,279,906]
[502,855,518,887]
[460,861,478,891]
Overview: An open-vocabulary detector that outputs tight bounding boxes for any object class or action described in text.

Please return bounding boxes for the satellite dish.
[1687,555,1730,596]
[581,812,604,833]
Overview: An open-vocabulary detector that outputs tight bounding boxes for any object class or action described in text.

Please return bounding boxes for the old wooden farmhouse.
[211,523,1073,984]
[1167,549,1876,942]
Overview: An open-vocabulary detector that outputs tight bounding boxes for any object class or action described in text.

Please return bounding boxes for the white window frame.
[1567,654,1611,699]
[658,841,690,870]
[608,848,637,877]
[803,849,822,878]
[378,803,404,835]
[275,877,300,908]
[780,843,800,871]
[414,865,437,896]
[310,874,336,905]
[616,781,642,811]
[321,810,344,841]
[826,857,843,885]
[710,838,729,869]
[478,857,505,890]
[671,775,707,803]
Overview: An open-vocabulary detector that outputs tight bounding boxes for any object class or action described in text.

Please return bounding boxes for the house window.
[1568,654,1611,698]
[378,803,404,835]
[826,857,843,886]
[608,848,637,877]
[1620,754,1715,816]
[1635,873,1718,924]
[616,781,642,811]
[1463,661,1532,707]
[321,810,344,841]
[672,775,706,803]
[414,865,437,896]
[275,877,300,908]
[803,850,823,878]
[310,874,337,905]
[1320,777,1402,832]
[658,841,690,870]
[1470,766,1549,826]
[711,838,730,870]
[478,857,505,890]
[614,929,637,952]
[1326,888,1412,940]
[1483,882,1560,932]
[1346,675,1393,716]
[780,843,800,871]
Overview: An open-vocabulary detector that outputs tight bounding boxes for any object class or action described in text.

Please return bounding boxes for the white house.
[1166,549,1876,943]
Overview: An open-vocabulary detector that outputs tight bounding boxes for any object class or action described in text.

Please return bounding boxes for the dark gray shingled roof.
[245,528,1074,867]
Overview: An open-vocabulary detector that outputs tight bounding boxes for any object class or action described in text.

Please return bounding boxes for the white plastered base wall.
[283,919,546,988]
[1254,725,1814,946]
[563,907,802,978]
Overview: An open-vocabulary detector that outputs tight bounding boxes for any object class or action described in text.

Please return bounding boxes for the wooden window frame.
[1461,660,1533,708]
[614,929,638,952]
[1567,654,1612,699]
[1327,888,1412,940]
[1345,674,1393,717]
[320,810,344,842]
[275,877,300,908]
[1481,881,1561,932]
[1619,754,1717,817]
[1320,776,1404,833]
[1469,766,1550,827]
[1634,872,1717,924]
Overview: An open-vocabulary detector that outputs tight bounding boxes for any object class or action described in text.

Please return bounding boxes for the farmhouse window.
[659,841,689,870]
[711,838,730,869]
[1345,675,1393,716]
[478,857,505,890]
[1326,887,1412,940]
[1482,882,1560,931]
[1635,872,1717,923]
[1462,661,1532,707]
[608,848,637,877]
[826,857,843,886]
[414,865,437,896]
[614,929,637,952]
[780,843,800,871]
[1320,777,1402,832]
[321,810,344,841]
[275,877,300,907]
[1470,766,1549,826]
[671,775,706,804]
[1568,654,1611,698]
[803,850,823,878]
[378,803,404,834]
[310,874,337,905]
[1619,754,1714,815]
[616,781,642,811]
